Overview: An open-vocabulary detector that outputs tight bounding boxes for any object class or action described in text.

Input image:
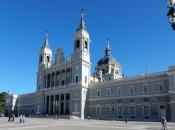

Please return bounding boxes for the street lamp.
[111,107,116,121]
[166,0,175,30]
[53,100,59,120]
[17,103,21,117]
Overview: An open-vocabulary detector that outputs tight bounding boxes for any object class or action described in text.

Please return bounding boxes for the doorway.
[160,105,166,120]
[61,103,64,114]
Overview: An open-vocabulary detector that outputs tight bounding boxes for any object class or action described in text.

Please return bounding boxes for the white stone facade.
[5,14,175,122]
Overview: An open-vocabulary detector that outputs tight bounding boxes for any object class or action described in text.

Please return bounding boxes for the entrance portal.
[160,105,166,120]
[61,103,64,114]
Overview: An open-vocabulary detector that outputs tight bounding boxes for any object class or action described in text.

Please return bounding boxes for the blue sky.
[0,0,174,95]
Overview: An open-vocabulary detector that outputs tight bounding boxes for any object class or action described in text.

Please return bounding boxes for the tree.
[0,92,7,115]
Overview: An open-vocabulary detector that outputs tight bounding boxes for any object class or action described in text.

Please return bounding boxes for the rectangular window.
[130,99,134,103]
[107,89,111,96]
[117,87,122,95]
[76,76,78,82]
[118,106,123,115]
[96,107,101,115]
[106,106,111,115]
[85,76,87,84]
[118,99,122,103]
[38,84,41,89]
[109,77,111,80]
[144,106,150,116]
[130,106,135,115]
[143,84,148,92]
[158,83,164,91]
[130,86,134,94]
[62,80,65,85]
[144,98,149,102]
[97,90,101,96]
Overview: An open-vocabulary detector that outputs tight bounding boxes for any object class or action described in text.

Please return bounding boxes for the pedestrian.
[8,114,10,122]
[19,115,23,123]
[164,118,168,130]
[10,114,13,122]
[161,116,165,130]
[23,115,25,123]
[12,114,15,122]
[88,116,90,121]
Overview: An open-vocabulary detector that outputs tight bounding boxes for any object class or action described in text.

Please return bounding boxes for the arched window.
[47,56,50,62]
[76,40,80,48]
[85,41,88,49]
[40,56,42,63]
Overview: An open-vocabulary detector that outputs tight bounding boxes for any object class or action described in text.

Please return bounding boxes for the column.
[64,93,66,114]
[46,74,48,88]
[41,96,44,114]
[69,93,71,114]
[60,70,62,85]
[49,95,51,114]
[54,72,56,86]
[50,73,52,87]
[65,69,67,84]
[45,96,47,114]
[53,95,55,114]
[70,68,72,83]
[59,94,61,114]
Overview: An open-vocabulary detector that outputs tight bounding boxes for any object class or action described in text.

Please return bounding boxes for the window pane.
[76,76,78,82]
[97,107,100,115]
[130,106,135,115]
[107,107,111,115]
[118,107,122,114]
[144,106,149,115]
[144,86,148,92]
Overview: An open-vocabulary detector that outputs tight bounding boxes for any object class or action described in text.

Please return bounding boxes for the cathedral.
[5,13,175,122]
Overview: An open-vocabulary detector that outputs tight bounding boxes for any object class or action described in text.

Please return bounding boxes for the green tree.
[0,92,7,115]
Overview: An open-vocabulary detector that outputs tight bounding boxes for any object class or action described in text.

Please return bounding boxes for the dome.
[97,40,121,68]
[97,55,121,67]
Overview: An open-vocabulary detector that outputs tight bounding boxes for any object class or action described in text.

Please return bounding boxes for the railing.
[89,71,167,86]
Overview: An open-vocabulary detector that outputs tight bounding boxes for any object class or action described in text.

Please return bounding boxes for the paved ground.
[0,117,174,130]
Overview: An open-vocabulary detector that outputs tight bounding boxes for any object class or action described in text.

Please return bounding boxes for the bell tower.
[72,11,90,62]
[37,31,52,90]
[71,11,91,119]
[38,31,52,71]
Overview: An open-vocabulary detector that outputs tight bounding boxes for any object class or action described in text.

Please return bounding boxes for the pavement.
[0,117,174,130]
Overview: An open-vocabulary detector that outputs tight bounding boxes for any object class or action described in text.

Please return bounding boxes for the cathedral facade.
[5,14,175,122]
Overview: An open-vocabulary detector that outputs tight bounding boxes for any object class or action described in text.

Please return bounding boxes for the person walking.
[8,114,10,122]
[88,116,90,121]
[12,114,15,122]
[23,115,25,123]
[164,118,168,130]
[19,115,23,123]
[161,116,165,130]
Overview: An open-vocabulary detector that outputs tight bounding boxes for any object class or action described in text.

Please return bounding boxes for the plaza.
[0,117,174,130]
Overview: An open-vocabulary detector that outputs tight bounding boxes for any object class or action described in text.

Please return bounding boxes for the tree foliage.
[0,92,7,114]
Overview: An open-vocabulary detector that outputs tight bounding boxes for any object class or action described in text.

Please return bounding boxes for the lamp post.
[111,107,116,121]
[166,0,175,30]
[53,100,59,120]
[17,103,21,117]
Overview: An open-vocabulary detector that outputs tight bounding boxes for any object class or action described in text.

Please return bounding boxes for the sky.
[0,0,174,95]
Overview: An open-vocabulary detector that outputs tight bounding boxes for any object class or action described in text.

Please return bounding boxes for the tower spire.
[43,30,50,48]
[76,9,86,31]
[105,39,111,56]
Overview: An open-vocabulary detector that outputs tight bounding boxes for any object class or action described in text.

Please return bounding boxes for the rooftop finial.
[43,30,49,48]
[76,9,86,31]
[107,39,110,48]
[81,9,84,17]
[46,30,48,40]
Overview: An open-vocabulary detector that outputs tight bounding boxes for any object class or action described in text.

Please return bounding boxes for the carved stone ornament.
[73,92,80,100]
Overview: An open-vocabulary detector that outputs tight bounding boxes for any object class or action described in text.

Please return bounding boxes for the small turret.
[38,31,52,71]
